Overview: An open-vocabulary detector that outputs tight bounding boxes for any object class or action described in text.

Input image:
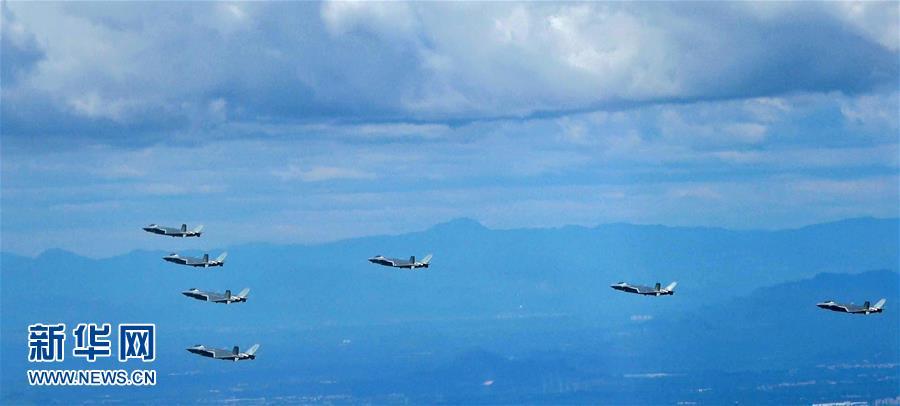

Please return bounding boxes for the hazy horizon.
[2,215,897,259]
[3,218,898,404]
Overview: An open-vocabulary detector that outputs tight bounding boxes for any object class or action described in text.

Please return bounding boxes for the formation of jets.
[145,223,257,361]
[186,344,259,361]
[163,252,227,267]
[609,279,885,316]
[368,254,433,269]
[182,288,250,304]
[144,220,889,363]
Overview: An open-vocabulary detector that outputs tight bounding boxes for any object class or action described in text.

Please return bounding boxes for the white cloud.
[67,91,134,121]
[134,183,226,196]
[272,165,375,182]
[94,163,146,179]
[791,177,896,201]
[839,92,900,133]
[828,1,899,51]
[667,186,723,200]
[659,109,769,146]
[723,122,767,143]
[711,145,899,169]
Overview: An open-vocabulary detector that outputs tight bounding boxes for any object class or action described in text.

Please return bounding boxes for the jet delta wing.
[368,254,433,269]
[182,288,249,304]
[186,344,259,361]
[817,299,885,315]
[611,281,677,296]
[163,252,227,267]
[143,223,203,237]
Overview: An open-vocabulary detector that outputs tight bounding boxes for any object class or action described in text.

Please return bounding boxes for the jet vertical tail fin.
[237,288,250,298]
[873,299,886,310]
[216,252,227,263]
[203,253,209,263]
[409,256,415,264]
[245,344,260,356]
[181,224,187,232]
[654,282,661,291]
[232,346,239,355]
[225,290,232,299]
[421,254,433,264]
[864,301,871,309]
[665,282,678,291]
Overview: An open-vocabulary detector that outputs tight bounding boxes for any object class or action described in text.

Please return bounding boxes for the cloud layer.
[2,2,897,140]
[1,2,898,256]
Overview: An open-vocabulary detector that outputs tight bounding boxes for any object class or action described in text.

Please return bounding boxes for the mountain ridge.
[5,216,896,260]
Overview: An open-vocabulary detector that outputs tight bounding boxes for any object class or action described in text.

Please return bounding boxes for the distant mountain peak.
[428,218,487,233]
[797,216,897,229]
[37,248,82,260]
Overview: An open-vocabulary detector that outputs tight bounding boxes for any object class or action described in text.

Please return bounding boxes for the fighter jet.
[186,344,259,361]
[163,252,227,267]
[143,223,203,237]
[182,288,249,304]
[611,281,677,296]
[817,299,886,315]
[368,254,433,269]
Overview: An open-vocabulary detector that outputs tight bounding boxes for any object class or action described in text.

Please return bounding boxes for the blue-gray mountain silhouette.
[2,217,898,403]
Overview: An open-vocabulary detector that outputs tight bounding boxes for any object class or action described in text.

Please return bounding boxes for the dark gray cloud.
[1,2,45,86]
[0,2,897,145]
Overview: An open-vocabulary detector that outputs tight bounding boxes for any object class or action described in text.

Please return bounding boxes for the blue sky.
[1,2,898,257]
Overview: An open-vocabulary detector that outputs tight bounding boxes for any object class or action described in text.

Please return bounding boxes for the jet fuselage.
[163,254,225,267]
[142,224,202,237]
[816,300,884,314]
[368,255,431,269]
[181,288,248,304]
[610,282,675,296]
